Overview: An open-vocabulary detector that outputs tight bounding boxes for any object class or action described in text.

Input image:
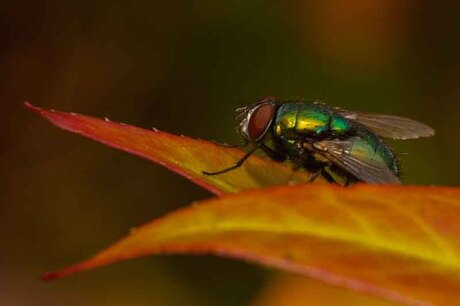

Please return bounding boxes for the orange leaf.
[251,274,396,306]
[25,102,321,195]
[43,184,460,306]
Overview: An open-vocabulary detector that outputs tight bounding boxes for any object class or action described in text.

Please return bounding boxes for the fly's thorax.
[330,115,350,133]
[274,102,351,139]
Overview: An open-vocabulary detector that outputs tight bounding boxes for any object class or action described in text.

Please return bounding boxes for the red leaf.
[25,102,321,195]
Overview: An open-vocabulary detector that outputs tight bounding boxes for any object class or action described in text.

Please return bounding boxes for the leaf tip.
[41,263,84,281]
[24,101,40,113]
[41,271,59,281]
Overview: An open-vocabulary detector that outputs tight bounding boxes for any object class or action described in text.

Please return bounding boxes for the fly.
[203,97,434,185]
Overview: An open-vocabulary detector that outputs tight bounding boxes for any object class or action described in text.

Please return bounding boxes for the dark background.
[2,1,459,305]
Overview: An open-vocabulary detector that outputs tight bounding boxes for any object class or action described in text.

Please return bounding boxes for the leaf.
[42,184,460,306]
[25,102,321,195]
[251,274,396,306]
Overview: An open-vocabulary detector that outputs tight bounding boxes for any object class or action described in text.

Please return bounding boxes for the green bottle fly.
[204,97,434,185]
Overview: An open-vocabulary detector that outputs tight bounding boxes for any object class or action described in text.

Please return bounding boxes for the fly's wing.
[336,109,434,140]
[313,138,401,184]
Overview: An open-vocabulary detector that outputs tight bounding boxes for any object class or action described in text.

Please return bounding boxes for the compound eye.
[248,103,275,141]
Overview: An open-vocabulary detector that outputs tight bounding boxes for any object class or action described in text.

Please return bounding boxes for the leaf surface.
[25,102,319,195]
[251,274,397,306]
[42,184,460,306]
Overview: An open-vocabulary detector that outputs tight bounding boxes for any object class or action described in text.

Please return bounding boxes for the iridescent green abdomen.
[274,102,351,138]
[350,127,399,175]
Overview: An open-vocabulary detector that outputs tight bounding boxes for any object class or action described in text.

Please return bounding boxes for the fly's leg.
[211,139,248,148]
[320,169,338,184]
[321,164,354,186]
[342,174,359,186]
[259,143,303,184]
[307,169,322,183]
[302,156,334,184]
[259,143,287,162]
[343,176,351,187]
[296,140,326,183]
[202,146,258,176]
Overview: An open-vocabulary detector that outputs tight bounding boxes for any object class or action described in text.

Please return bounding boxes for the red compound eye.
[248,103,275,140]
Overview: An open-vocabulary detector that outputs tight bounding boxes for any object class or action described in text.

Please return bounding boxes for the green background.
[2,1,459,305]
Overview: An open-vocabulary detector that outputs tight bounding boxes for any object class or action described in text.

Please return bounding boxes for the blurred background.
[2,1,459,305]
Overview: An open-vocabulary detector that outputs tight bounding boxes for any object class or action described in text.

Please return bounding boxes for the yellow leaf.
[43,184,460,306]
[251,274,397,306]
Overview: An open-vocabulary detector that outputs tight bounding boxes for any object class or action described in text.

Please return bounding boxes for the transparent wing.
[337,109,434,140]
[313,138,401,184]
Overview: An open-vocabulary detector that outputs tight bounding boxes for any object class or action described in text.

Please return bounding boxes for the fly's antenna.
[235,106,247,113]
